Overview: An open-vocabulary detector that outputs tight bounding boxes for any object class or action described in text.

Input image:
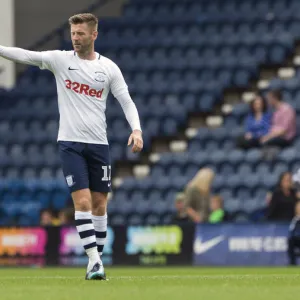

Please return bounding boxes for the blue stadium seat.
[227,149,244,166]
[212,175,226,191]
[145,214,160,225]
[218,163,235,177]
[224,198,241,214]
[255,162,271,175]
[272,162,288,176]
[219,188,233,200]
[278,147,297,164]
[110,214,126,226]
[210,150,227,166]
[245,149,262,165]
[127,214,143,225]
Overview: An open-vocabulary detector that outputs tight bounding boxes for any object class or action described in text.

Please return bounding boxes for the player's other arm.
[110,62,143,153]
[0,45,43,67]
[117,93,143,153]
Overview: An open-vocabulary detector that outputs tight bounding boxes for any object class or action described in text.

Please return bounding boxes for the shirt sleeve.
[109,61,129,98]
[281,107,296,131]
[0,46,61,73]
[115,92,142,132]
[39,50,62,72]
[272,106,296,133]
[0,45,43,67]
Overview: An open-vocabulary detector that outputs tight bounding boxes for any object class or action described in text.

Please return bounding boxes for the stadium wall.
[15,0,127,49]
[0,224,295,267]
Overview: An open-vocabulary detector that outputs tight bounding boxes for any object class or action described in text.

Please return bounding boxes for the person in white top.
[0,13,143,280]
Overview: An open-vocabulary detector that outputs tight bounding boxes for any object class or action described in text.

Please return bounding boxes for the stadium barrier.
[0,224,292,266]
[0,224,195,266]
[194,224,290,266]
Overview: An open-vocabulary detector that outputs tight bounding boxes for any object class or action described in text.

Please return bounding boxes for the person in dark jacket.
[288,201,300,265]
[237,94,271,149]
[171,193,190,223]
[267,172,299,221]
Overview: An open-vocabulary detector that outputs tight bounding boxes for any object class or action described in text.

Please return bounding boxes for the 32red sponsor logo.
[65,79,104,99]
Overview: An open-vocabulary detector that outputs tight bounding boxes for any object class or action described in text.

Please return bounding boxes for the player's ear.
[92,30,98,41]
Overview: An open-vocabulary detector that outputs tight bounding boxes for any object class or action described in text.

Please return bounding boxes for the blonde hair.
[175,193,185,203]
[69,13,98,30]
[188,168,215,195]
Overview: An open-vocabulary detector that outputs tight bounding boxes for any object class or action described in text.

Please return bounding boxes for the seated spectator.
[50,208,74,226]
[237,94,271,149]
[267,172,299,222]
[288,201,300,265]
[40,209,55,226]
[185,168,215,223]
[171,193,189,223]
[58,208,74,225]
[261,89,296,147]
[209,195,226,223]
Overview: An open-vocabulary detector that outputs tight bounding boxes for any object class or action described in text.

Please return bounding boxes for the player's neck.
[77,48,96,61]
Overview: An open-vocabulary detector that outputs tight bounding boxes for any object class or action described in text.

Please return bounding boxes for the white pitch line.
[0,274,299,280]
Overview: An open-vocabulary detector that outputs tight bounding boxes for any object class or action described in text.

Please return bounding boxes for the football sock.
[91,214,107,258]
[75,211,99,270]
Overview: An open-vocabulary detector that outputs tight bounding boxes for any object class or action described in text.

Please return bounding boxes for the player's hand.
[127,130,143,153]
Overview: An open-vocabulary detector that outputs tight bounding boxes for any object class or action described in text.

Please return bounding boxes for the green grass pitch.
[0,267,299,300]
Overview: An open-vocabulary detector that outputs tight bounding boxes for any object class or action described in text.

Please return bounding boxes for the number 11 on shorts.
[102,165,111,181]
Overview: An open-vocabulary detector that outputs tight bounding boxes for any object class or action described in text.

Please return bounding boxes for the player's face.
[71,23,98,53]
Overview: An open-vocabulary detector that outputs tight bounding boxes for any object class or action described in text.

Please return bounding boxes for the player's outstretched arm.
[0,45,43,67]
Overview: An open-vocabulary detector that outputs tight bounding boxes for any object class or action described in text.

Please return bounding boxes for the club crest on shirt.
[94,71,106,83]
[66,175,75,187]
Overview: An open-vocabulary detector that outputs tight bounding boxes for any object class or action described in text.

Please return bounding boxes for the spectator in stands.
[237,94,271,149]
[261,89,296,147]
[50,208,74,226]
[40,209,55,226]
[267,172,299,221]
[209,195,226,223]
[288,201,300,265]
[185,168,215,223]
[171,193,190,223]
[58,208,74,225]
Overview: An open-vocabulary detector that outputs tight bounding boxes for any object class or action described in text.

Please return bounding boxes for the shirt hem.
[57,137,109,145]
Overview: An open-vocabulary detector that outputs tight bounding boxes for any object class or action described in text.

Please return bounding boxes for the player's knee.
[75,196,91,211]
[92,202,106,215]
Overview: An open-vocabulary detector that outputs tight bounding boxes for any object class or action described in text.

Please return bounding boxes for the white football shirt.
[0,47,141,144]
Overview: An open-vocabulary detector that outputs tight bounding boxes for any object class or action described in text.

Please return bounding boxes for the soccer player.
[0,13,143,280]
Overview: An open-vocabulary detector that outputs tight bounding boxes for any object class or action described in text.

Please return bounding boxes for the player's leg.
[58,141,103,279]
[72,189,100,269]
[91,192,108,257]
[85,144,111,263]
